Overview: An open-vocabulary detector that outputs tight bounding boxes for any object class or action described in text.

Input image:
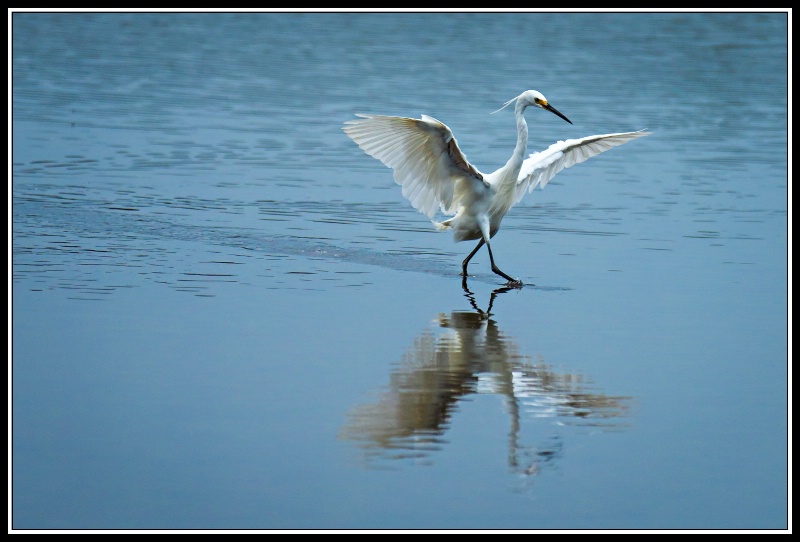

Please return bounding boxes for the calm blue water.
[11,11,788,531]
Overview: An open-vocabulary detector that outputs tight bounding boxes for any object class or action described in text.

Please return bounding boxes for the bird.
[342,90,650,286]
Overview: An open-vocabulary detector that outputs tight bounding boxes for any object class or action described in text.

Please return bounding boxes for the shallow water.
[11,12,788,530]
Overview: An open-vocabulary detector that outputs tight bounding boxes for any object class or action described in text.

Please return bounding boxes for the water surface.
[11,11,788,530]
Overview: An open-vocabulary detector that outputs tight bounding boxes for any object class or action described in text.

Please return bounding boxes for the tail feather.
[433,219,452,231]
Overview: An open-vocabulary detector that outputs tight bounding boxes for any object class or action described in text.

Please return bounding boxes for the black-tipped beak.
[544,103,572,125]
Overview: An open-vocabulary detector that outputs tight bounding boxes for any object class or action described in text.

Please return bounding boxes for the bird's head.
[493,90,573,125]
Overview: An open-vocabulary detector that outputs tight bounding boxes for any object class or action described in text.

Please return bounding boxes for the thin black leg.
[485,242,522,286]
[461,239,485,277]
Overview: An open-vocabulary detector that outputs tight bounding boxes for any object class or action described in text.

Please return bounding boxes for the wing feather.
[515,130,650,204]
[343,114,485,218]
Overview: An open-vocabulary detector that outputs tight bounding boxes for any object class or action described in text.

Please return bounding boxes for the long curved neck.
[506,99,529,174]
[488,99,530,218]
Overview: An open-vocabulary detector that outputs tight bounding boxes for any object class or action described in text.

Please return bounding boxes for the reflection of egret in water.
[339,281,633,478]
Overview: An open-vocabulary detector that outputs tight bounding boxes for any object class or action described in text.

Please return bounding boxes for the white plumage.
[343,90,650,286]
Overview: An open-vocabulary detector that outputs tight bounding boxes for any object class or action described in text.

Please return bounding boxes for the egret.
[342,90,650,286]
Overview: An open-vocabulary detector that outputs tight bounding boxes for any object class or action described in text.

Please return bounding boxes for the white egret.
[342,90,650,286]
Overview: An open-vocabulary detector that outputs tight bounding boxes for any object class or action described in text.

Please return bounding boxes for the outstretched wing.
[343,114,485,218]
[515,130,650,204]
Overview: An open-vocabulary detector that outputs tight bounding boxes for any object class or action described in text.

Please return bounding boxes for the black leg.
[461,239,485,277]
[485,242,522,286]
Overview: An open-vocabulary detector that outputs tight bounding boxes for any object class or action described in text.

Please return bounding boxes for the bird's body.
[343,90,649,285]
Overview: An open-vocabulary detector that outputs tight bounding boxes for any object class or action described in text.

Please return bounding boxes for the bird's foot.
[505,278,524,288]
